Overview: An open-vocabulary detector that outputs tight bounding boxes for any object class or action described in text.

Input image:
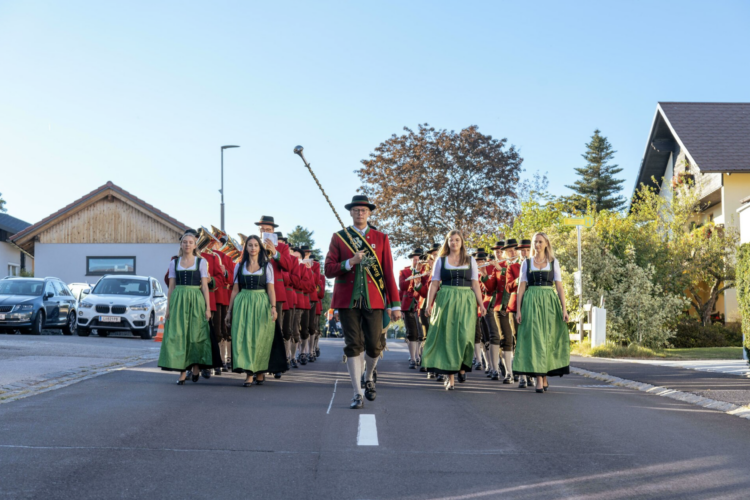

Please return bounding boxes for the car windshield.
[92,278,150,296]
[0,280,44,296]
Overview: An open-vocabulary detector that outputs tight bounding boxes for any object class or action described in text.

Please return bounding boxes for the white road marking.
[357,414,379,446]
[326,379,339,415]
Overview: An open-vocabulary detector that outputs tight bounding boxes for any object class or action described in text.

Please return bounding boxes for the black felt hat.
[517,239,532,249]
[408,247,424,258]
[300,245,312,254]
[502,238,518,250]
[254,215,278,228]
[429,243,441,253]
[475,250,488,260]
[180,228,199,240]
[491,240,505,250]
[344,195,376,211]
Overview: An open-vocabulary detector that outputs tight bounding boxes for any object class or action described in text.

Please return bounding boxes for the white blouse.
[233,262,275,283]
[168,257,209,279]
[520,258,562,283]
[431,256,479,281]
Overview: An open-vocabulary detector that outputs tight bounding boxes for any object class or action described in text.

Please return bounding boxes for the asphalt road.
[2,339,750,499]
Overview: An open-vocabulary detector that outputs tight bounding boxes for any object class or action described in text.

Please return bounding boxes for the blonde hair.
[438,229,470,267]
[531,232,555,262]
[178,234,200,258]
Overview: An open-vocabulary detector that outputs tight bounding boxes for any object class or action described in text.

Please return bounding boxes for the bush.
[737,243,750,364]
[671,317,743,348]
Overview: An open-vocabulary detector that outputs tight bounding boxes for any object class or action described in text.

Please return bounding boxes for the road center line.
[326,379,338,414]
[357,414,379,446]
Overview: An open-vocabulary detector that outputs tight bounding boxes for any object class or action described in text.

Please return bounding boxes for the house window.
[86,256,136,276]
[7,264,19,277]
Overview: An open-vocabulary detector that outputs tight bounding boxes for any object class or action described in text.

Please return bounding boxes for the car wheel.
[77,327,91,337]
[139,314,154,340]
[29,311,44,335]
[98,330,109,338]
[62,312,77,336]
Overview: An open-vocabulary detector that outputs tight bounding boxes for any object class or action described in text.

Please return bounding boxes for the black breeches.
[339,308,384,359]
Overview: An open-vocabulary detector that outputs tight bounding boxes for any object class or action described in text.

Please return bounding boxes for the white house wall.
[34,243,180,285]
[0,241,23,278]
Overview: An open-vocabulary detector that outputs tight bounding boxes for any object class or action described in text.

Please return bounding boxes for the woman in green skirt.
[226,234,277,387]
[158,229,214,384]
[513,232,570,393]
[423,230,487,390]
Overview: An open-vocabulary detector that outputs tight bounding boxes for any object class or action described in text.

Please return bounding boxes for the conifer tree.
[564,130,625,212]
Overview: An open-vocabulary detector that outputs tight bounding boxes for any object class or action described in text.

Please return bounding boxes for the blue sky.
[1,0,749,272]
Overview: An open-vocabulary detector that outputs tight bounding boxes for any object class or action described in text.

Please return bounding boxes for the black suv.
[0,277,78,335]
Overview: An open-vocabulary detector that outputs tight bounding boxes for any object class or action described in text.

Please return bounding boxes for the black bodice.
[175,257,203,286]
[526,258,555,287]
[439,256,472,287]
[238,264,268,291]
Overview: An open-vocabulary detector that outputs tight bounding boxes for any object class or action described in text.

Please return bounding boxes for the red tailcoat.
[506,259,522,313]
[399,266,423,312]
[324,227,400,310]
[270,242,292,304]
[483,261,510,312]
[213,249,233,306]
[281,270,294,311]
[200,251,223,312]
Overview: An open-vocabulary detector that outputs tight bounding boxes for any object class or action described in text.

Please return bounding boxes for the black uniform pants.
[403,310,420,342]
[483,311,502,346]
[306,307,317,338]
[282,307,294,341]
[339,308,384,359]
[215,303,229,341]
[292,309,303,343]
[419,307,429,339]
[497,310,515,351]
[474,317,483,344]
[299,309,310,339]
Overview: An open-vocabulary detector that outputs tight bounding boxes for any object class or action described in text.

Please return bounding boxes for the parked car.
[68,282,97,303]
[77,275,167,339]
[0,277,78,335]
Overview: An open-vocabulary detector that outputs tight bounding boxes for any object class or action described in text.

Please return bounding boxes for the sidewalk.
[571,355,750,407]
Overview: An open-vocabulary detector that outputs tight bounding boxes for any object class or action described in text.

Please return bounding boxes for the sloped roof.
[0,213,31,235]
[11,181,189,243]
[633,102,750,194]
[659,102,750,173]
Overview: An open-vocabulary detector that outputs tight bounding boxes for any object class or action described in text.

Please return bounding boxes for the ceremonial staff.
[293,145,369,264]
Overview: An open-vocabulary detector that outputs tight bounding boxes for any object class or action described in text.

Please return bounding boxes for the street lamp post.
[220,145,240,231]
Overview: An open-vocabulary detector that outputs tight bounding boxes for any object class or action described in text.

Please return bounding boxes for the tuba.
[210,225,242,262]
[238,233,249,248]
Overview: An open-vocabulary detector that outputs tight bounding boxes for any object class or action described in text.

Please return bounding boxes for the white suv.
[77,275,167,339]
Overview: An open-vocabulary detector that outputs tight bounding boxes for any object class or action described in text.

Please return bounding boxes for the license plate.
[0,314,5,320]
[100,316,121,323]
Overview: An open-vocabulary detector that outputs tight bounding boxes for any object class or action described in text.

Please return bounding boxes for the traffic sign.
[563,215,595,228]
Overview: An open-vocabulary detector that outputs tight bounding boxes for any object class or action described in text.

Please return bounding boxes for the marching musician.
[399,247,424,369]
[324,195,401,410]
[506,238,532,388]
[197,229,227,378]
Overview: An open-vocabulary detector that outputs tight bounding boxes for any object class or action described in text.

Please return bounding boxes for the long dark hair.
[241,234,268,272]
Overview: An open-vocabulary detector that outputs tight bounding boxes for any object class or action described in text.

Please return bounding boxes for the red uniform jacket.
[281,270,294,311]
[324,227,400,310]
[399,266,422,312]
[506,259,522,313]
[309,261,322,305]
[213,250,232,306]
[270,242,292,304]
[201,251,223,312]
[483,261,509,312]
[416,272,433,310]
[479,272,493,310]
[290,257,315,310]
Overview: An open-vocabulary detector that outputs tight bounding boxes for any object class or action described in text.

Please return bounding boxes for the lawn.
[571,341,745,360]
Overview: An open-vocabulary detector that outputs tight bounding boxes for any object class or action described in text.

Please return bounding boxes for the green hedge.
[672,317,743,348]
[736,243,750,364]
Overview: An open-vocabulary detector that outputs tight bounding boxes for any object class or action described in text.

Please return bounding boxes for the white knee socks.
[503,351,513,378]
[347,354,364,397]
[365,354,379,382]
[490,344,500,373]
[474,343,482,363]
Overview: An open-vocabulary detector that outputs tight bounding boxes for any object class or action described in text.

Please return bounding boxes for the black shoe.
[536,388,544,393]
[426,372,434,379]
[243,380,252,387]
[316,348,321,357]
[214,368,222,376]
[544,384,549,392]
[513,375,519,382]
[176,379,185,385]
[364,381,377,401]
[457,373,466,383]
[420,366,427,373]
[491,371,500,381]
[502,375,512,384]
[486,370,493,378]
[300,354,307,366]
[519,379,527,388]
[221,363,229,372]
[409,360,416,369]
[255,377,264,385]
[191,372,200,383]
[436,374,445,382]
[291,358,298,368]
[201,369,211,379]
[350,395,364,409]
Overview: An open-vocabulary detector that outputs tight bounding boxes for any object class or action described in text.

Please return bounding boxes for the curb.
[0,353,159,405]
[571,366,750,421]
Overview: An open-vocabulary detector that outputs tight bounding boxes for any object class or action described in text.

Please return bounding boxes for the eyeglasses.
[351,208,370,214]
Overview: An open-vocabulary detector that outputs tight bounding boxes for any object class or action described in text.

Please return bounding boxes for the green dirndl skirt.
[158,286,213,372]
[231,289,275,375]
[421,286,476,374]
[512,286,570,377]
